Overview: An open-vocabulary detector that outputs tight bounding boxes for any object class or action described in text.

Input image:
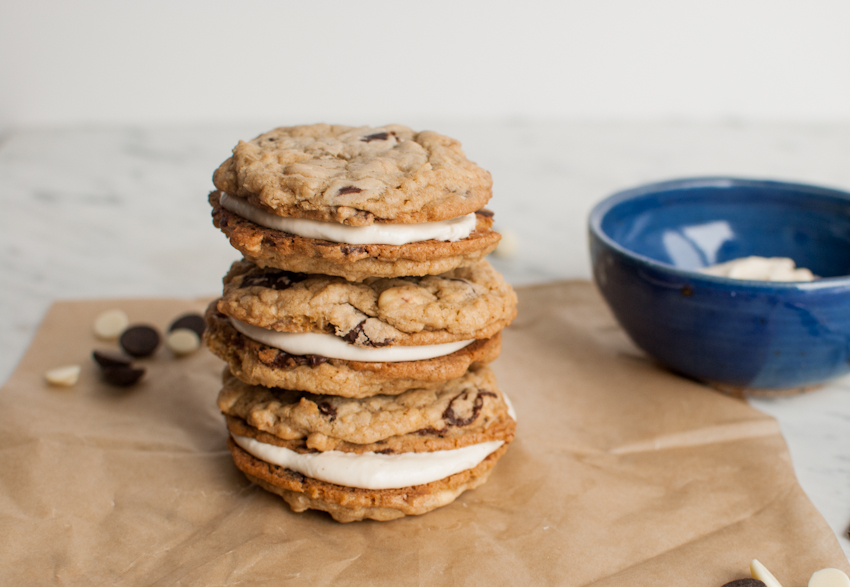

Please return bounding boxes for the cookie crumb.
[93,309,129,341]
[45,365,81,387]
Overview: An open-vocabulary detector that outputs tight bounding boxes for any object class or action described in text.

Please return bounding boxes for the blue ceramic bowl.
[588,177,850,391]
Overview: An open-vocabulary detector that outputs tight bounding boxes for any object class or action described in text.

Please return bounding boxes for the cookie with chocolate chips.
[212,124,492,226]
[219,363,515,523]
[228,436,510,522]
[209,191,500,281]
[217,366,515,452]
[203,302,502,397]
[216,258,517,347]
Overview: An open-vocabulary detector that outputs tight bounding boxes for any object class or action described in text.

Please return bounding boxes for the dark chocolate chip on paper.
[721,579,767,587]
[92,349,132,368]
[168,313,206,337]
[119,325,161,357]
[101,365,146,387]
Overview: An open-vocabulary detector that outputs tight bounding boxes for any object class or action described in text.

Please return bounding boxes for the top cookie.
[212,124,492,226]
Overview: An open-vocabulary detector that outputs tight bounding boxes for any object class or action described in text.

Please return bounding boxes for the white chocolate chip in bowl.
[750,559,784,587]
[166,328,201,356]
[809,568,850,587]
[493,227,518,259]
[45,365,81,387]
[93,309,129,341]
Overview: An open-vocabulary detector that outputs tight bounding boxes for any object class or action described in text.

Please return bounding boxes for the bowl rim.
[588,176,850,290]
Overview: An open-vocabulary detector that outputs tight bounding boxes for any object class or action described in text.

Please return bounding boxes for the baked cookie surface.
[212,124,492,226]
[210,192,500,281]
[204,302,502,397]
[217,258,517,346]
[218,366,515,452]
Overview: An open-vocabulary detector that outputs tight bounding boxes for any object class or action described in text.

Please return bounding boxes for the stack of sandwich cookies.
[205,124,517,521]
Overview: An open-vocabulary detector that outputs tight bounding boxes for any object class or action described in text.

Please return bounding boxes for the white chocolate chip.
[751,559,784,587]
[93,309,129,341]
[493,228,519,259]
[809,568,850,587]
[45,365,81,387]
[166,328,201,356]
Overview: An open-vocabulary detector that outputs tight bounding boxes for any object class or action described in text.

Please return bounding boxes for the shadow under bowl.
[588,177,850,391]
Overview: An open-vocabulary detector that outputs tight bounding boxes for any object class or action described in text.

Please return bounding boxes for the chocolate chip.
[318,402,337,421]
[269,352,298,369]
[415,426,447,437]
[92,349,132,368]
[361,132,389,142]
[268,348,329,368]
[307,355,329,367]
[270,388,302,405]
[476,209,495,218]
[168,313,205,337]
[341,321,365,344]
[340,245,366,255]
[93,309,129,341]
[442,389,487,427]
[44,365,81,387]
[285,469,307,483]
[119,325,161,357]
[375,448,394,454]
[338,320,392,347]
[681,285,694,297]
[338,186,362,195]
[101,365,146,387]
[241,271,308,291]
[166,329,200,356]
[721,580,767,587]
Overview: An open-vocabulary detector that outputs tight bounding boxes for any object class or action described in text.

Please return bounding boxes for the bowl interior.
[598,179,850,278]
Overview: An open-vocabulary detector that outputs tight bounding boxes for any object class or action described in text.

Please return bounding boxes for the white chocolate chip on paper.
[44,365,81,387]
[809,568,850,587]
[93,309,129,340]
[751,559,784,587]
[166,328,201,356]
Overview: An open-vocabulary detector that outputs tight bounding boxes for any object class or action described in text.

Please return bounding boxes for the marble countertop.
[1,121,848,559]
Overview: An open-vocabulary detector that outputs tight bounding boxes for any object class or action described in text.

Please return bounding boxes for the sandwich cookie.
[204,259,515,396]
[209,124,500,280]
[217,258,517,346]
[219,367,516,521]
[204,303,501,397]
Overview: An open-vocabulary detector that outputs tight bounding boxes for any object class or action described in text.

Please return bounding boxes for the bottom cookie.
[228,436,509,522]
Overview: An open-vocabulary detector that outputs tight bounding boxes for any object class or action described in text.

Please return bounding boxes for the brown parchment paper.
[1,282,847,586]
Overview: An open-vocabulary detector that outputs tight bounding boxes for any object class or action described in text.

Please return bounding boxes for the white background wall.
[2,0,850,128]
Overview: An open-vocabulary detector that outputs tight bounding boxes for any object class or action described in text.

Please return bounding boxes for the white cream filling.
[230,318,474,362]
[233,434,503,490]
[501,390,518,421]
[701,256,816,282]
[221,193,477,245]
